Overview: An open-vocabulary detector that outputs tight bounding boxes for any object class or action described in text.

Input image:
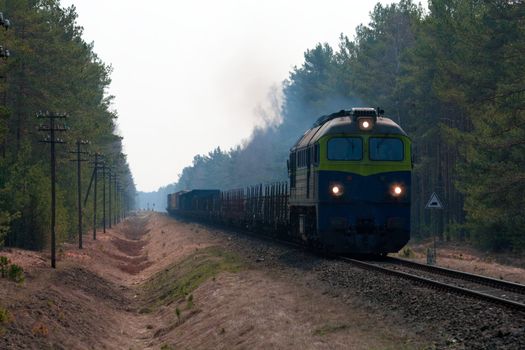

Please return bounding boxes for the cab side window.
[313,143,320,165]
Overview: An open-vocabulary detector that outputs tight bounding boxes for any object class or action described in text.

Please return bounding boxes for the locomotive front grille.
[355,218,375,234]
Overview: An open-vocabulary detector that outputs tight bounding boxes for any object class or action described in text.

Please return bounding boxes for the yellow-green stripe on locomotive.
[288,108,412,254]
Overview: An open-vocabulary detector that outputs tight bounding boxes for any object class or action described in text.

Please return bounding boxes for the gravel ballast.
[194,222,525,350]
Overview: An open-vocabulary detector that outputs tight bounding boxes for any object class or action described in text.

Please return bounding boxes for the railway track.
[176,217,525,312]
[340,256,525,312]
[245,229,525,312]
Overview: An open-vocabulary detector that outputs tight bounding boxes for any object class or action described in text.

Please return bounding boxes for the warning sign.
[425,192,443,209]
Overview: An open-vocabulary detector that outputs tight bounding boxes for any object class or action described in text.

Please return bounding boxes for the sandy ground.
[1,213,524,349]
[400,241,525,285]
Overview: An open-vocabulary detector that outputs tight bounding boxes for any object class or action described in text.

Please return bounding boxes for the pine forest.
[0,0,136,251]
[144,0,525,253]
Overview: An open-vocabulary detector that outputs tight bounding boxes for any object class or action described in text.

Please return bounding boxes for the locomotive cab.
[289,108,412,254]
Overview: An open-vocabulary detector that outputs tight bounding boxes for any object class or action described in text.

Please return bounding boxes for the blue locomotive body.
[288,108,412,254]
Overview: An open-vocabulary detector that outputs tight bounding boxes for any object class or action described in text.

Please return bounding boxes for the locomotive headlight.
[390,184,404,197]
[358,117,374,131]
[330,183,344,197]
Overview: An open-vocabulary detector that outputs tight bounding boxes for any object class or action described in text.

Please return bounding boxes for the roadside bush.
[400,247,414,258]
[186,294,194,309]
[0,256,9,278]
[0,211,20,248]
[160,344,175,350]
[0,306,12,336]
[175,307,181,323]
[7,264,24,283]
[0,306,11,324]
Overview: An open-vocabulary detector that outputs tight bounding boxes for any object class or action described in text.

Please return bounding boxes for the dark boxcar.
[177,189,220,220]
[166,190,188,215]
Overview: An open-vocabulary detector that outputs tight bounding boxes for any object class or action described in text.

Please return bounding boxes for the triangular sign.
[425,192,443,209]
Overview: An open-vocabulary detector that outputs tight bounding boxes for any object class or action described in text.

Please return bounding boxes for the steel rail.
[385,256,525,295]
[340,257,525,312]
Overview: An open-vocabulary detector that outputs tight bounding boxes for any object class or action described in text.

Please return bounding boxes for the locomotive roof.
[291,115,408,151]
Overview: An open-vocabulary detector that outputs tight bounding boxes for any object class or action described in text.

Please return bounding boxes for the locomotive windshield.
[327,137,362,160]
[369,137,404,161]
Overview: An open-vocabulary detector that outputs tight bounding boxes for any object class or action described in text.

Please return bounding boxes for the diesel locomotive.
[167,107,412,255]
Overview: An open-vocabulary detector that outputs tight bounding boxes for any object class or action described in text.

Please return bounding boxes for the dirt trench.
[0,213,431,349]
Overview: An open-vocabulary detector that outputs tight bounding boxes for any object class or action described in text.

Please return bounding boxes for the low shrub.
[186,294,194,309]
[0,306,11,324]
[175,307,181,323]
[0,256,9,278]
[400,246,415,258]
[8,264,25,283]
[0,306,11,336]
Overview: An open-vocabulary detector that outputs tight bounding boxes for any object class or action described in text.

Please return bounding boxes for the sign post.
[425,192,443,265]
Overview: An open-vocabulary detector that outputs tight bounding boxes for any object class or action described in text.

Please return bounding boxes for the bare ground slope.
[1,213,524,349]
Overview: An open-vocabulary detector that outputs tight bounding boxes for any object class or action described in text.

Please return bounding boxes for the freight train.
[167,107,412,255]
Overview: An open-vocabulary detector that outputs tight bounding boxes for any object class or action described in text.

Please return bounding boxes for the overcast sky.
[60,0,426,192]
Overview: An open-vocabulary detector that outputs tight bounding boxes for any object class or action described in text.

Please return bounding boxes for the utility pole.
[120,186,125,220]
[108,169,112,229]
[114,175,118,225]
[37,112,67,269]
[92,153,101,240]
[83,152,102,241]
[69,140,88,249]
[117,184,122,223]
[102,162,106,233]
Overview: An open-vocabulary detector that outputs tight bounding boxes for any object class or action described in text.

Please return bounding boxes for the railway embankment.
[0,213,524,349]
